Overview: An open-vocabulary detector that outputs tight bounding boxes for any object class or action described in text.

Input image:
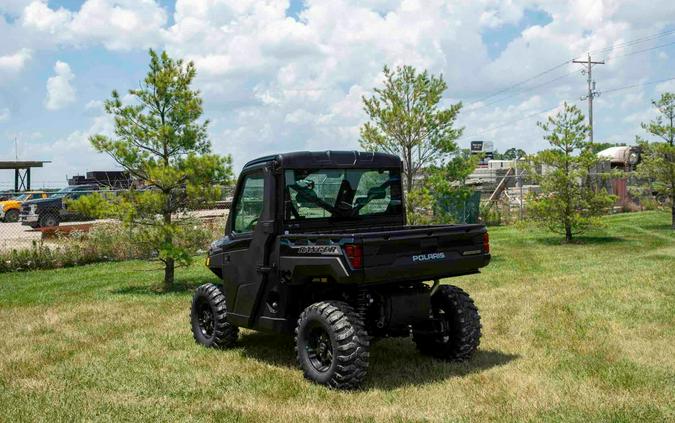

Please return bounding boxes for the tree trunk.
[163,208,174,289]
[405,145,413,193]
[671,202,675,230]
[565,223,573,242]
[164,258,174,289]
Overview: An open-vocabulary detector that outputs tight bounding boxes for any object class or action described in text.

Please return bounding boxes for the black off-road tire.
[413,285,481,361]
[190,283,239,348]
[38,213,60,228]
[295,301,369,389]
[4,209,19,223]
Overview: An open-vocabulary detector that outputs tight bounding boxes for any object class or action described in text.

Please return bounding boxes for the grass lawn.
[1,211,673,422]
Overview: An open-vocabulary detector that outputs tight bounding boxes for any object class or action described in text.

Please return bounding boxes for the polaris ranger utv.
[191,151,490,389]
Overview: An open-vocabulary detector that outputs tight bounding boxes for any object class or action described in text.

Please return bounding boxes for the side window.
[232,172,265,233]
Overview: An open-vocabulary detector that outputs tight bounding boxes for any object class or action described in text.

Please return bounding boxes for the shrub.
[0,217,225,273]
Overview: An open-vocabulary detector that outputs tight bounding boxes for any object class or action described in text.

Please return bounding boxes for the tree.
[528,103,615,242]
[359,65,463,196]
[404,151,479,225]
[502,148,526,160]
[636,92,675,228]
[73,50,232,288]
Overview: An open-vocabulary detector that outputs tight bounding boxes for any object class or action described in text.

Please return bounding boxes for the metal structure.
[0,161,51,191]
[573,53,605,142]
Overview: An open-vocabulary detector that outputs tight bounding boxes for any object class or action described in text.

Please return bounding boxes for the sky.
[1,0,675,188]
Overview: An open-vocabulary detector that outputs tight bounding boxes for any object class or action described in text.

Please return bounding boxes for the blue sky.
[1,0,675,188]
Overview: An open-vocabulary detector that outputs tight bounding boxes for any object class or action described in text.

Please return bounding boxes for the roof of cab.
[242,151,401,170]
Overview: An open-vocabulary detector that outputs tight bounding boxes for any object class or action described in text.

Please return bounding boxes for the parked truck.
[20,184,99,228]
[0,191,50,222]
[191,151,491,389]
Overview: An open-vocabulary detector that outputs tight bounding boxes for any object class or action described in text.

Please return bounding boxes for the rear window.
[284,168,402,221]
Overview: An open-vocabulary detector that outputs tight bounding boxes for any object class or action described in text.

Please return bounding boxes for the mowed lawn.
[1,212,673,422]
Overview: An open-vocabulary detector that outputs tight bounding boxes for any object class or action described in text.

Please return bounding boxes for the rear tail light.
[343,244,363,270]
[482,232,490,254]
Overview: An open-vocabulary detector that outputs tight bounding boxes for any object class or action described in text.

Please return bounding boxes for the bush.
[0,217,225,273]
[479,203,502,226]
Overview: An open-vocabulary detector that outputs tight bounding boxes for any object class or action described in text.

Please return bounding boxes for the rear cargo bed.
[283,224,490,284]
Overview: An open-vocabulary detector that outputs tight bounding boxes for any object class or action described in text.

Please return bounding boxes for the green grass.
[1,211,674,422]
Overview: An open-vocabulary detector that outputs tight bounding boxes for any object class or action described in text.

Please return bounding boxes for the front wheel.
[190,283,238,348]
[413,285,481,361]
[4,209,19,222]
[295,301,369,389]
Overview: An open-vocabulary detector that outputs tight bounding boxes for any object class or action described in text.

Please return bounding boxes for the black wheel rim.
[6,211,18,222]
[305,323,334,372]
[197,300,215,338]
[429,306,451,344]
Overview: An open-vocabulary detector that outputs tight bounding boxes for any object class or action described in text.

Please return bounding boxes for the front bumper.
[21,212,39,224]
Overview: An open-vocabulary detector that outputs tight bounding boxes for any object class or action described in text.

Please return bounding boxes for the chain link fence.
[0,188,229,253]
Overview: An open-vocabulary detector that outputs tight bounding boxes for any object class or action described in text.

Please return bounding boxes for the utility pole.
[573,53,604,143]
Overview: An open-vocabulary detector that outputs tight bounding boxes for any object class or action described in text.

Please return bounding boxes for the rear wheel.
[295,301,369,389]
[4,209,19,222]
[190,283,238,348]
[38,213,59,228]
[413,285,481,361]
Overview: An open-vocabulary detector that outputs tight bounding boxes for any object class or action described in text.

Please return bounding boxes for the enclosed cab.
[191,151,490,389]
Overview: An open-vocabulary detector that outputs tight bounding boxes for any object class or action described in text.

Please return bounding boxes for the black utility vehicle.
[191,151,490,389]
[20,184,99,228]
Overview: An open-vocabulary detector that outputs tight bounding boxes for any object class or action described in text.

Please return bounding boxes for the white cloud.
[21,0,167,51]
[0,108,10,122]
[22,0,72,33]
[0,0,32,16]
[28,112,118,183]
[45,61,76,111]
[655,79,675,95]
[0,48,32,74]
[84,99,104,111]
[2,0,675,174]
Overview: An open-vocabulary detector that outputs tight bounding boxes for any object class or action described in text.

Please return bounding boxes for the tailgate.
[360,225,489,283]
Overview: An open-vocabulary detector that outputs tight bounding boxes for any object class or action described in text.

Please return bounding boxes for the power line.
[588,28,675,56]
[467,61,570,105]
[460,75,675,142]
[466,28,675,107]
[601,76,675,95]
[474,68,578,110]
[606,39,675,61]
[459,100,581,142]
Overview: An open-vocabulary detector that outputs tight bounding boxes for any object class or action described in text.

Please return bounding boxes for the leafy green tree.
[636,92,675,228]
[404,150,479,225]
[71,50,233,288]
[528,103,615,241]
[492,148,525,160]
[502,148,526,160]
[360,65,463,192]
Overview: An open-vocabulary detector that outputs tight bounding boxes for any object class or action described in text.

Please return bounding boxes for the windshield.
[13,194,28,201]
[52,187,72,198]
[284,168,402,221]
[52,186,88,198]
